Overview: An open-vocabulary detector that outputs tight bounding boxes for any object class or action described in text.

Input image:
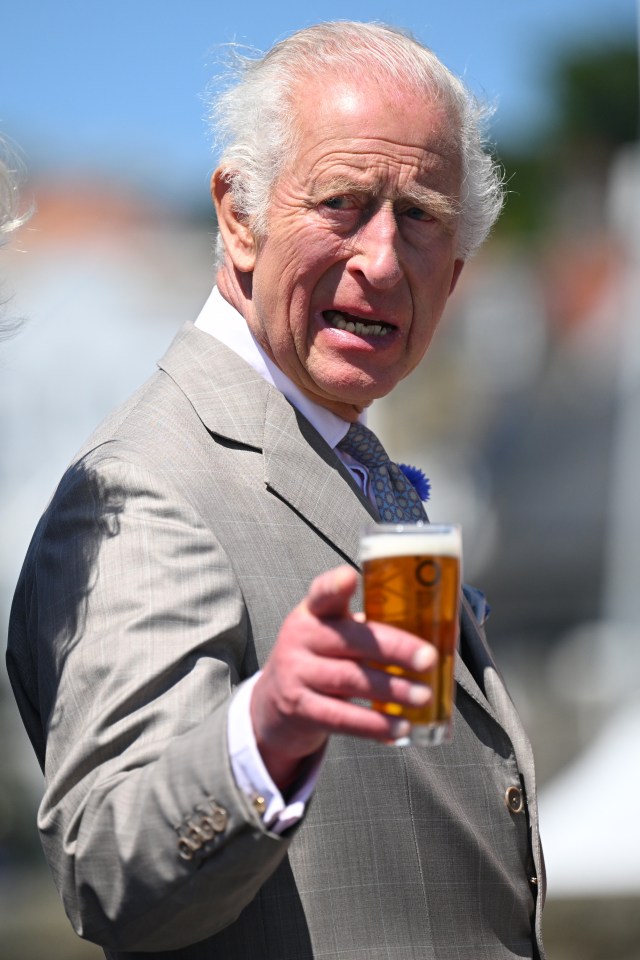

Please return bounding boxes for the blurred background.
[1,2,638,957]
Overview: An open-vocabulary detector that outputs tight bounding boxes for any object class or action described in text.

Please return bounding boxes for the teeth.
[325,310,392,337]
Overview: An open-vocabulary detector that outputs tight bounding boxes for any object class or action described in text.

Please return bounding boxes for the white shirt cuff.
[227,672,324,834]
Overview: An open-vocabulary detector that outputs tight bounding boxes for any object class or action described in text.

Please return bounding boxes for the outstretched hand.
[250,565,437,790]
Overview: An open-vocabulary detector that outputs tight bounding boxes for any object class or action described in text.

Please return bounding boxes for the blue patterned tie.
[338,422,427,523]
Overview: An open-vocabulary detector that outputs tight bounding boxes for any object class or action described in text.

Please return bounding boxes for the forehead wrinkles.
[300,140,461,203]
[314,144,452,178]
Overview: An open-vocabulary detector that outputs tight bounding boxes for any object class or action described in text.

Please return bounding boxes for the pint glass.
[361,523,462,746]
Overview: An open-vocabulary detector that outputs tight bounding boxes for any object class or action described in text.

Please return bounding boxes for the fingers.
[297,611,437,675]
[251,566,439,787]
[291,688,413,742]
[303,657,432,707]
[305,565,358,619]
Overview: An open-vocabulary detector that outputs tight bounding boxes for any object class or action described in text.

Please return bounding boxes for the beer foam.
[360,526,461,561]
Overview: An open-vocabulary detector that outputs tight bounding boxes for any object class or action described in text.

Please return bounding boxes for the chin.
[311,358,404,409]
[326,379,395,409]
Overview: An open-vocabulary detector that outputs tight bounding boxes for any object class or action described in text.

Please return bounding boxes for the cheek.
[266,235,342,315]
[411,246,459,305]
[406,268,457,352]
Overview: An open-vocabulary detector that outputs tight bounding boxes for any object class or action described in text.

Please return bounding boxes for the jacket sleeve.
[7,450,295,952]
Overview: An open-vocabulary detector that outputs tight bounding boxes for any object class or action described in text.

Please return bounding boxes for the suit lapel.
[158,321,271,450]
[460,595,538,793]
[159,323,375,568]
[262,388,376,568]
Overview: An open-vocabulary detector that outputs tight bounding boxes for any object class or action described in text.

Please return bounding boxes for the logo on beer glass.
[416,559,442,588]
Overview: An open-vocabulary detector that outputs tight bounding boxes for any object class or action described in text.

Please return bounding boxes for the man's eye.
[405,206,433,221]
[321,196,355,211]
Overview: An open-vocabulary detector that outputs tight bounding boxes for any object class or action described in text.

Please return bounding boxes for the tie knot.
[337,422,391,469]
[337,421,428,524]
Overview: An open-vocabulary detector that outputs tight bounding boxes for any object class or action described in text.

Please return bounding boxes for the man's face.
[234,75,464,420]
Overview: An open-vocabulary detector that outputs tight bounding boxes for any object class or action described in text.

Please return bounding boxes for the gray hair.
[207,21,504,265]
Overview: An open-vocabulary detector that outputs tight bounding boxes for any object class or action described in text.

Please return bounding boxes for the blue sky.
[1,0,637,205]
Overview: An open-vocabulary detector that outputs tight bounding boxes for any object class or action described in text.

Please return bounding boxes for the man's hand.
[250,565,437,790]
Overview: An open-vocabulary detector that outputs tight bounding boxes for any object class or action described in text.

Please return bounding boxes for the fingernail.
[408,683,430,706]
[389,718,411,739]
[411,645,434,673]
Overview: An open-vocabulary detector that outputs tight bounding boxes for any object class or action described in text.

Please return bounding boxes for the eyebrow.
[310,176,461,226]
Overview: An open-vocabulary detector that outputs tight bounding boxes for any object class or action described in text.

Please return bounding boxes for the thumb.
[305,565,358,620]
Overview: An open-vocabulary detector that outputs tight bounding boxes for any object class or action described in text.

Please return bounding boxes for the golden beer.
[361,525,461,745]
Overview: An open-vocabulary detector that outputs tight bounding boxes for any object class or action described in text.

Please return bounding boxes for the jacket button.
[505,785,524,814]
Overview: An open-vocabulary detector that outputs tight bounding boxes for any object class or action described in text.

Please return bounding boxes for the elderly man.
[7,22,546,960]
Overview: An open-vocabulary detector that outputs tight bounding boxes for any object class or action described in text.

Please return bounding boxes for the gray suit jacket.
[7,322,546,959]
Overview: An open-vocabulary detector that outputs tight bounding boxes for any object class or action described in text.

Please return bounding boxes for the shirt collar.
[195,286,365,449]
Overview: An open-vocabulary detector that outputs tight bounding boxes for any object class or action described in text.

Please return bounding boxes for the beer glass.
[361,523,462,746]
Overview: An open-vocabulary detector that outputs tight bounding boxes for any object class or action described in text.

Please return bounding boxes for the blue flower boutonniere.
[398,464,430,502]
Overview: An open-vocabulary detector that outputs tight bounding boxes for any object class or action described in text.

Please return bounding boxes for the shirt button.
[505,785,524,814]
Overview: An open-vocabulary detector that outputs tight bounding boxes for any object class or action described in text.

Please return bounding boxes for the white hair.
[206,21,504,265]
[0,141,29,245]
[1,139,30,338]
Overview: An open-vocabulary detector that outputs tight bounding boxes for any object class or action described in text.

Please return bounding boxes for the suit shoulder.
[75,367,198,461]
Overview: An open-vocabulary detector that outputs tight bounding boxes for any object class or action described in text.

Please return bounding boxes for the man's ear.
[449,259,464,296]
[211,168,257,272]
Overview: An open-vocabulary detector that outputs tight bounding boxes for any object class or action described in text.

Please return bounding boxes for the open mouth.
[323,310,395,338]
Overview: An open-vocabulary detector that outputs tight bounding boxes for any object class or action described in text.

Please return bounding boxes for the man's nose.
[346,207,403,289]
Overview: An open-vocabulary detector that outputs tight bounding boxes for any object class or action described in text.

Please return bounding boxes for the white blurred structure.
[539,142,640,894]
[540,699,640,896]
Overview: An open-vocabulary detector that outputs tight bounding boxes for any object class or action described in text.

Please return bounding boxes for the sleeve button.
[209,806,229,833]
